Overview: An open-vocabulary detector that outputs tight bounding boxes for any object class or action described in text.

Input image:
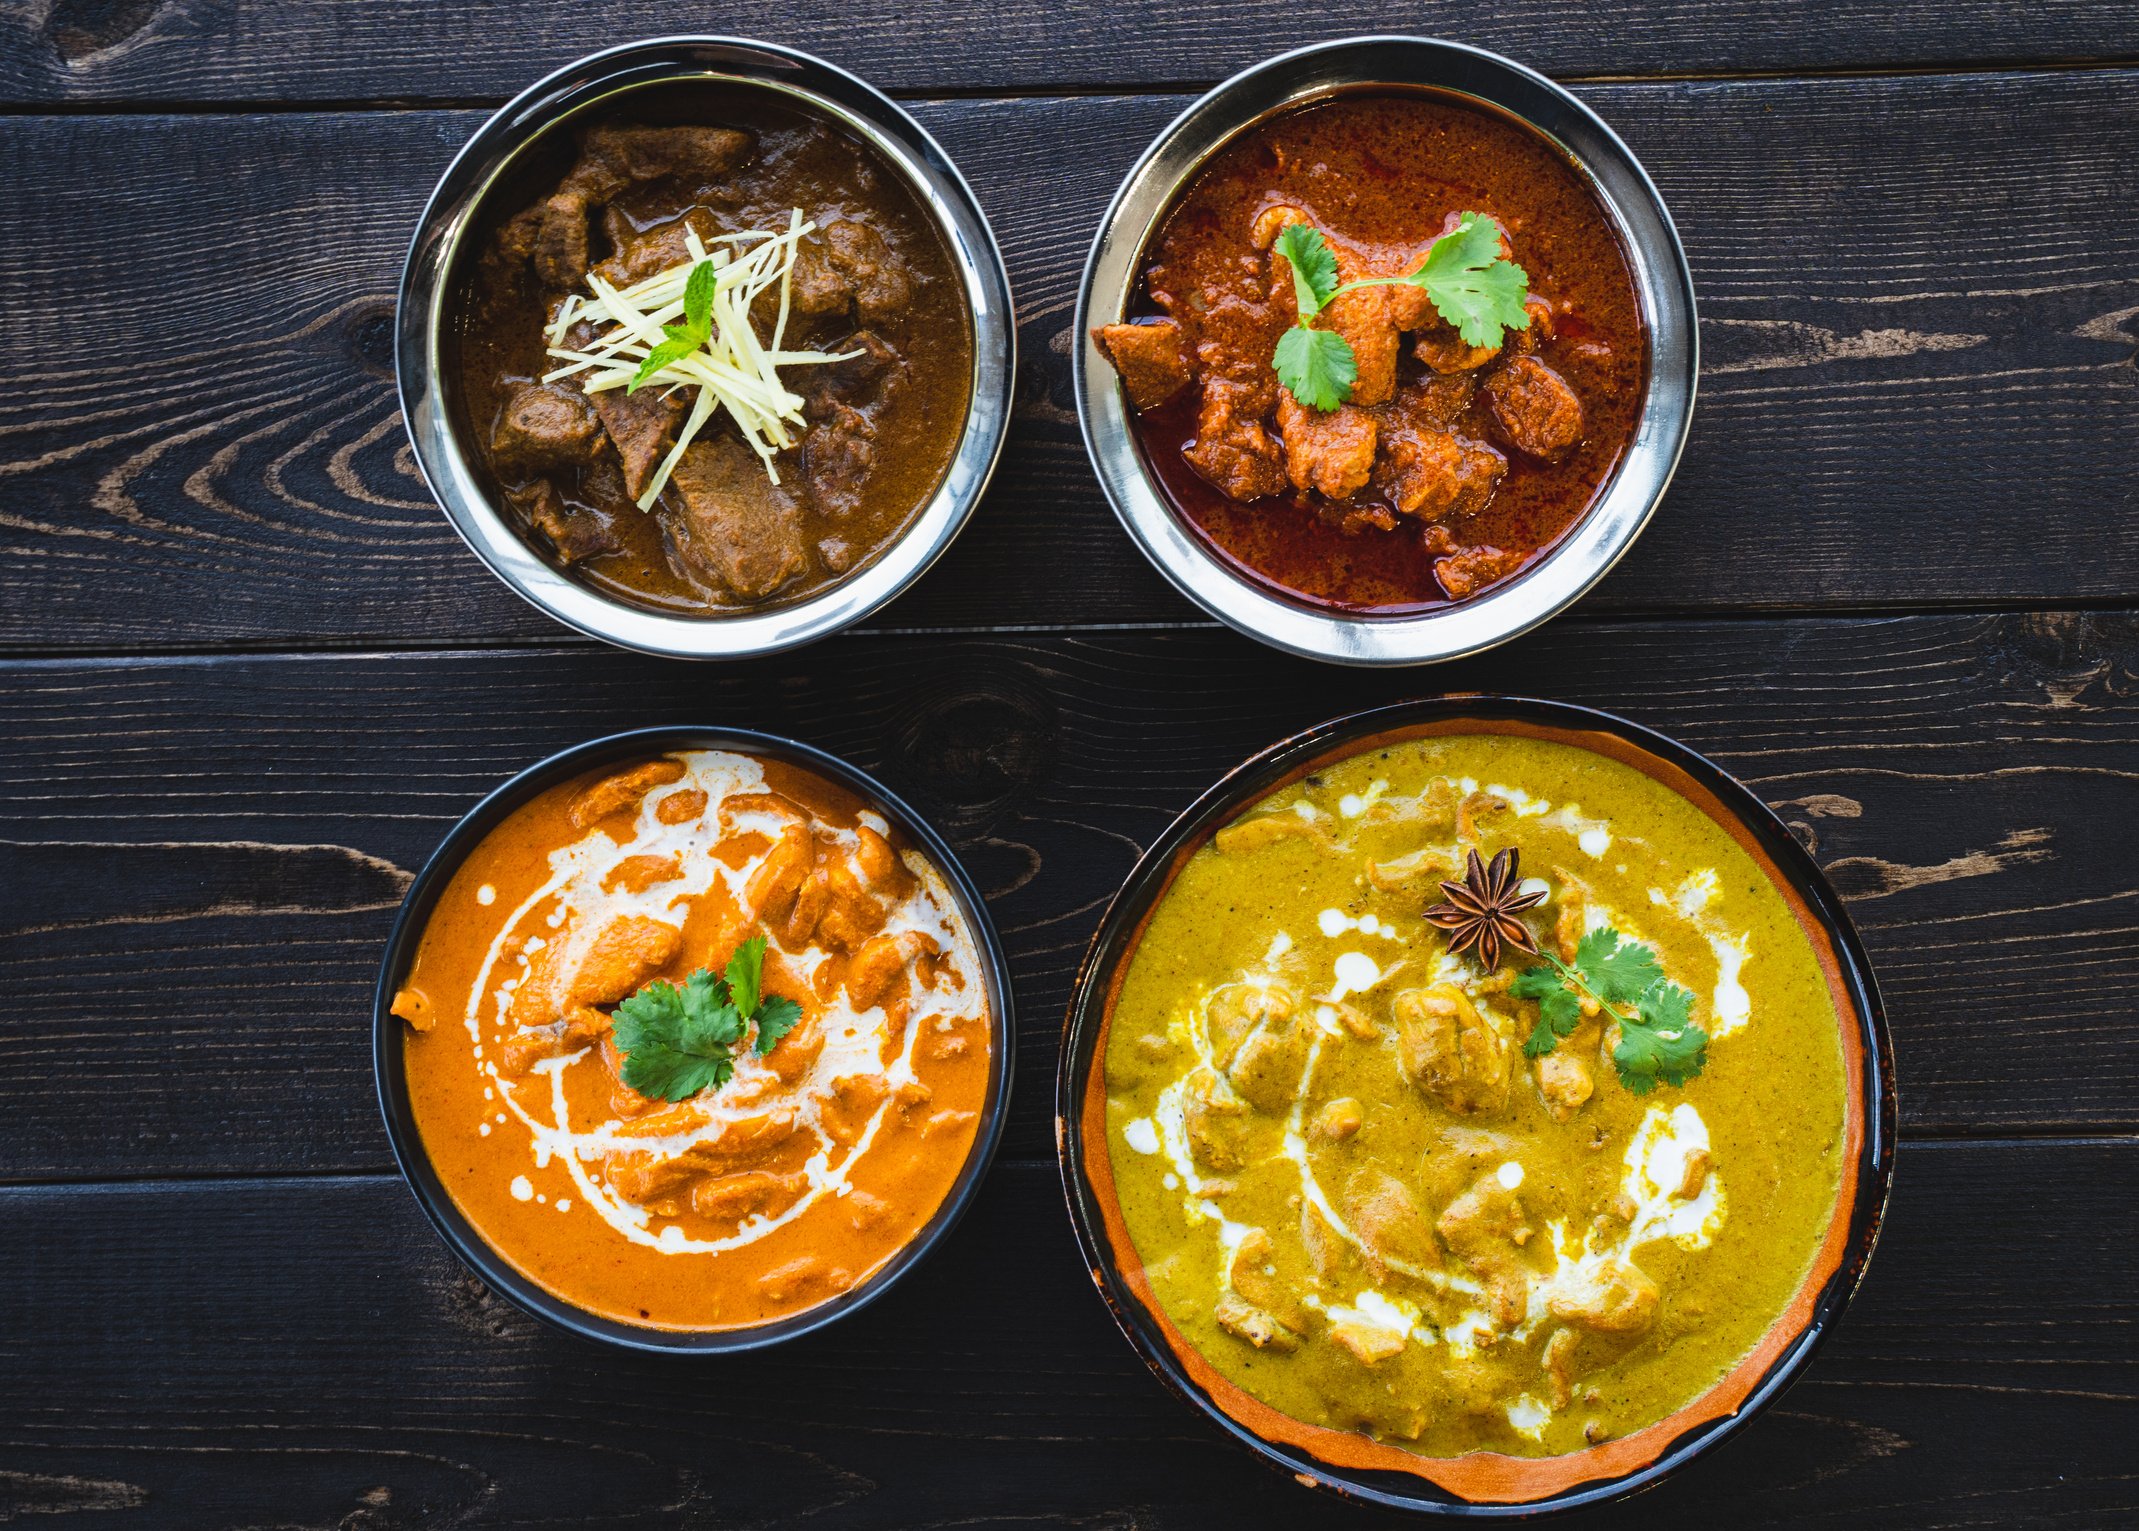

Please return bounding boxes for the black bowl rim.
[373,725,1017,1354]
[1054,696,1896,1515]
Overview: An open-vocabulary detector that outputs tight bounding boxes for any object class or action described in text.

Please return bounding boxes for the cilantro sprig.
[628,259,718,393]
[1510,926,1709,1094]
[609,935,805,1102]
[1270,215,1531,411]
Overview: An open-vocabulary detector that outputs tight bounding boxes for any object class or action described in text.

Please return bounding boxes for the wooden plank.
[0,1145,2131,1527]
[3,0,2136,103]
[2,613,2133,1182]
[1,70,2136,649]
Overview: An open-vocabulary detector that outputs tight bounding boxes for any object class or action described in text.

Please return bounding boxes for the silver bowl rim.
[397,36,1017,660]
[1072,35,1698,667]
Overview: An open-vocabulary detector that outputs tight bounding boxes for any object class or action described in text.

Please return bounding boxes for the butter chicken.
[1093,95,1646,610]
[395,749,993,1330]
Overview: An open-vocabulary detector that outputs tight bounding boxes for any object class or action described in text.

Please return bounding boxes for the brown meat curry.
[1094,95,1647,610]
[458,91,974,614]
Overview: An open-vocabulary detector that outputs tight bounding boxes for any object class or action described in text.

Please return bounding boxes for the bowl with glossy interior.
[1074,37,1697,666]
[398,37,1015,659]
[374,726,1016,1353]
[1057,697,1892,1512]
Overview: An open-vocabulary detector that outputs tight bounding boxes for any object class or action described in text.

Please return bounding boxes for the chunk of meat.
[589,208,716,287]
[1436,544,1530,601]
[1249,204,1309,249]
[533,191,592,288]
[803,402,874,518]
[1223,1010,1310,1113]
[1437,1170,1535,1329]
[390,986,434,1032]
[567,916,681,1007]
[1546,1255,1659,1335]
[1510,296,1556,354]
[571,124,752,197]
[1372,424,1505,522]
[1093,319,1193,410]
[569,758,686,828]
[788,239,853,316]
[1456,790,1510,845]
[1215,1294,1298,1352]
[806,331,903,413]
[1300,1201,1349,1281]
[823,220,911,326]
[1213,812,1332,856]
[1275,390,1377,500]
[492,383,602,472]
[1322,286,1399,406]
[509,479,618,566]
[654,788,706,825]
[1181,1069,1247,1173]
[603,853,683,894]
[1395,985,1511,1115]
[1342,1168,1441,1277]
[1204,984,1294,1072]
[1537,1048,1596,1121]
[690,1169,807,1223]
[1544,1326,1581,1409]
[1414,318,1501,375]
[822,1071,890,1146]
[585,384,684,502]
[846,929,939,1010]
[1182,377,1287,502]
[1315,1097,1363,1140]
[1327,1314,1406,1366]
[499,1002,610,1076]
[666,437,808,601]
[1228,1228,1308,1331]
[1482,355,1585,460]
[1676,1148,1712,1199]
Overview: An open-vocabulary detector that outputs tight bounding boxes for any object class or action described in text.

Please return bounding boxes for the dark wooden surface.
[2,5,2135,1526]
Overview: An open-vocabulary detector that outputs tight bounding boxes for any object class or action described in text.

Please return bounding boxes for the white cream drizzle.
[465,749,983,1258]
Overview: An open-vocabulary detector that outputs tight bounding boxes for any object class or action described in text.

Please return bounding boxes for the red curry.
[1094,94,1647,611]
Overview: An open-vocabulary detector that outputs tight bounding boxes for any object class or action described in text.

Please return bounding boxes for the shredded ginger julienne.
[537,210,860,507]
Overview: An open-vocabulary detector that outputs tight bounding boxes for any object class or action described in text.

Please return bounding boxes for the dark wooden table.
[4,4,2137,1526]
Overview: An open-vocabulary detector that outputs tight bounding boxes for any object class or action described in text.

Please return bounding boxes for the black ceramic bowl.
[374,726,1015,1353]
[1057,697,1894,1514]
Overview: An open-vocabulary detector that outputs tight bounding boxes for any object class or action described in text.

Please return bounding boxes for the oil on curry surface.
[399,750,992,1330]
[1102,736,1847,1458]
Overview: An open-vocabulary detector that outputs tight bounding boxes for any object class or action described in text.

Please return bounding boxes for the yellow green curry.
[1103,735,1847,1458]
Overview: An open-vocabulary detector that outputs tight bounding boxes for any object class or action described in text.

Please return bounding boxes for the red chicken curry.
[1094,94,1647,611]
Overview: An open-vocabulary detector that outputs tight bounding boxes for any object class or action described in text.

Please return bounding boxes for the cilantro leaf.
[1511,964,1584,1056]
[753,995,804,1056]
[1275,326,1358,412]
[682,258,717,334]
[611,968,741,1102]
[1413,213,1531,348]
[724,935,767,1019]
[1612,979,1707,1094]
[1574,926,1665,1006]
[1273,223,1340,317]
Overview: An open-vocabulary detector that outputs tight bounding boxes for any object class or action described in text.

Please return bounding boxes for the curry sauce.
[399,751,992,1330]
[1101,736,1846,1457]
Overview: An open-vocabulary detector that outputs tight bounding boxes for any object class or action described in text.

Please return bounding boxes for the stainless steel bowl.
[398,37,1016,659]
[1073,36,1698,667]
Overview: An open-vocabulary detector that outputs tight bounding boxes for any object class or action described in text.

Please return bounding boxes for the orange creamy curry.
[396,749,992,1330]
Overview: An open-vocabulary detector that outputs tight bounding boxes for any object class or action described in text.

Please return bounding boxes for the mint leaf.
[753,995,804,1056]
[1415,213,1530,348]
[629,336,699,392]
[1575,926,1665,1006]
[683,258,717,334]
[1274,326,1357,412]
[724,935,767,1019]
[1273,223,1340,316]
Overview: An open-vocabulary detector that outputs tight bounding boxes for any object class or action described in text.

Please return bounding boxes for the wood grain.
[0,1145,2130,1528]
[3,613,2133,1182]
[3,70,2137,650]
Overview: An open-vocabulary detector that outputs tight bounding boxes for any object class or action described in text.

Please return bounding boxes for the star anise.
[1424,847,1546,970]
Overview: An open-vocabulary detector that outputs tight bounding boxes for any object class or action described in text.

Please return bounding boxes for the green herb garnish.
[1270,214,1531,411]
[627,258,718,393]
[1510,926,1708,1094]
[610,935,804,1102]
